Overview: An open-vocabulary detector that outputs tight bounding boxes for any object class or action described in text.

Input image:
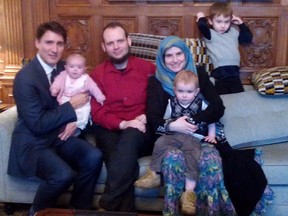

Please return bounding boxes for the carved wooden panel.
[59,18,90,59]
[148,18,182,36]
[103,17,137,34]
[241,18,277,69]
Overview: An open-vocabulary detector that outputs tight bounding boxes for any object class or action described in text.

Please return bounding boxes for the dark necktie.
[50,69,57,84]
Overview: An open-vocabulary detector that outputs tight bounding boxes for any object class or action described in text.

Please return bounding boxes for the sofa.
[1,33,288,216]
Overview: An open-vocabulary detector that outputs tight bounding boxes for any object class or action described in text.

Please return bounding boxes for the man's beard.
[109,48,130,64]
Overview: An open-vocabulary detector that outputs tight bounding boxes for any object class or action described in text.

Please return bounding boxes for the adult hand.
[58,122,77,141]
[70,92,89,109]
[168,116,198,135]
[119,119,146,133]
[232,15,243,25]
[136,114,147,124]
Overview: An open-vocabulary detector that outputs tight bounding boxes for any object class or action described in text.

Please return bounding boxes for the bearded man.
[89,22,156,212]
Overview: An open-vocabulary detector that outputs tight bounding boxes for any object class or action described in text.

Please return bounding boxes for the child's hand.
[203,136,217,144]
[196,12,205,22]
[50,88,58,97]
[97,95,106,106]
[232,15,244,25]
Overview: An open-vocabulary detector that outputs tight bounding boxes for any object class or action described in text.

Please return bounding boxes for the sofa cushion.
[220,90,288,148]
[252,66,288,95]
[261,143,288,185]
[129,33,212,73]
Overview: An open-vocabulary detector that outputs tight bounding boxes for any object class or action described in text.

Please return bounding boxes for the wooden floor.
[137,213,162,216]
[138,214,161,216]
[0,203,162,216]
[137,211,161,216]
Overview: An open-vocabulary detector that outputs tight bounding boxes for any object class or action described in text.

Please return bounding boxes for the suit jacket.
[8,57,77,177]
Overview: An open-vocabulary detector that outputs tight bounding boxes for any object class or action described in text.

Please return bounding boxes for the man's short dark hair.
[36,21,67,43]
[102,22,129,41]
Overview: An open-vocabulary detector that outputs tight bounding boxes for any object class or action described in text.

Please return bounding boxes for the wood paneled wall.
[0,0,288,104]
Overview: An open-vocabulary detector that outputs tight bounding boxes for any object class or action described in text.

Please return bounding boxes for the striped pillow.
[183,38,213,74]
[129,33,212,73]
[130,33,165,63]
[252,66,288,95]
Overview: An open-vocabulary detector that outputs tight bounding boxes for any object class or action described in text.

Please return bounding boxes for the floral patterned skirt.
[161,145,274,216]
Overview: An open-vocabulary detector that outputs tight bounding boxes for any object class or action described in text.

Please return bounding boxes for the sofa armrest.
[0,106,18,200]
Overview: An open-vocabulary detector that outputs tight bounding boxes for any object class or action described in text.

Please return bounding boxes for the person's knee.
[162,149,185,167]
[50,168,75,189]
[121,127,145,149]
[82,148,103,171]
[165,149,184,158]
[123,127,143,137]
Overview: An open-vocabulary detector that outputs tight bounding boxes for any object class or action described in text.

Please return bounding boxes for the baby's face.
[174,81,199,106]
[65,57,86,79]
[209,14,232,34]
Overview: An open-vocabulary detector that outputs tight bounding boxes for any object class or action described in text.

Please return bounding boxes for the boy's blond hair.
[209,2,233,19]
[174,70,199,89]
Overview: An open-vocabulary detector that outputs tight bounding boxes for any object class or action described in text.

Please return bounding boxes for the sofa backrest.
[129,33,213,74]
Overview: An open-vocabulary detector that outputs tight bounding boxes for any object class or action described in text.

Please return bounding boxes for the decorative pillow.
[252,66,288,95]
[130,33,165,64]
[183,38,213,74]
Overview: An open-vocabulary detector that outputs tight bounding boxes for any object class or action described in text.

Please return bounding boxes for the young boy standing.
[197,2,253,95]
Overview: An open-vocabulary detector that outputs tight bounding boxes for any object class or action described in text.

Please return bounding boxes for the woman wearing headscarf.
[142,36,233,215]
[142,36,274,216]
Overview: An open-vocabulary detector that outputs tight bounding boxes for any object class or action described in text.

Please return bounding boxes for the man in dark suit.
[7,21,103,215]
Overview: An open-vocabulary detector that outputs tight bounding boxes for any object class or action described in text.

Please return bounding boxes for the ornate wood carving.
[242,18,276,68]
[149,18,181,36]
[103,17,137,33]
[59,18,90,59]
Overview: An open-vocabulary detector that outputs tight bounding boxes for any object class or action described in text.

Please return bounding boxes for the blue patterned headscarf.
[155,36,197,96]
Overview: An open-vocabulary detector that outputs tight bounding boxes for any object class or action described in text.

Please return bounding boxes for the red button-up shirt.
[90,56,156,130]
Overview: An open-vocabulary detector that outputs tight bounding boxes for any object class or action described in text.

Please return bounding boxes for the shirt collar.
[36,53,56,76]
